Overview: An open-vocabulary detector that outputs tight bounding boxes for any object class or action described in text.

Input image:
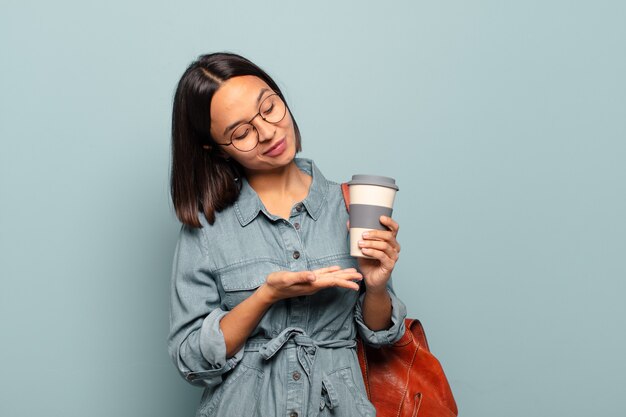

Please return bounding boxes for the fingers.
[282,267,363,296]
[381,217,398,234]
[288,266,355,285]
[267,267,362,302]
[293,270,316,284]
[361,219,401,252]
[360,230,401,253]
[358,241,397,270]
[315,269,362,291]
[358,218,402,266]
[329,278,361,291]
[358,239,399,262]
[380,215,399,236]
[312,265,342,275]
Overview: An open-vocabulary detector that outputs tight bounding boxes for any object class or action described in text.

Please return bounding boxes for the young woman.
[167,52,407,417]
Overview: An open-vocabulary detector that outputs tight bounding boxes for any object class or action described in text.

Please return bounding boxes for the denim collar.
[234,157,329,227]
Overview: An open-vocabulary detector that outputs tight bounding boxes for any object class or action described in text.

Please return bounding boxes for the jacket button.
[292,371,301,381]
[290,412,298,417]
[295,203,303,212]
[292,251,300,259]
[294,222,300,230]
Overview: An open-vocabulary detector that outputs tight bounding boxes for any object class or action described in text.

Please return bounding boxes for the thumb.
[346,219,350,230]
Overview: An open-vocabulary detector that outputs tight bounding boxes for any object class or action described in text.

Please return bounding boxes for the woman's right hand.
[259,266,363,304]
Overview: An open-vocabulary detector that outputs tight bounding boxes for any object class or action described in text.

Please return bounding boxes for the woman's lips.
[264,138,286,156]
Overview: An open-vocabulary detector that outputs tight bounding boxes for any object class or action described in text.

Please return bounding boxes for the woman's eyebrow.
[223,87,271,136]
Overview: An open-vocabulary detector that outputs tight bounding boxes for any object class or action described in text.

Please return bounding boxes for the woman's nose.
[254,118,276,142]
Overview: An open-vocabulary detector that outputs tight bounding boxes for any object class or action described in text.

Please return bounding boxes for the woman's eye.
[234,129,249,140]
[263,104,274,115]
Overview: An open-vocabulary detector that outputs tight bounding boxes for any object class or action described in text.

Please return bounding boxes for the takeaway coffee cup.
[347,174,399,258]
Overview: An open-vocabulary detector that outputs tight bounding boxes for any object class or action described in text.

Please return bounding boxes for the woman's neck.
[245,160,312,208]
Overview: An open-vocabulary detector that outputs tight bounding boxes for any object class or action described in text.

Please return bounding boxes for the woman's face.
[209,75,296,172]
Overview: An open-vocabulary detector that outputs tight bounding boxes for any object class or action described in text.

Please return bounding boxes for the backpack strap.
[340,182,350,211]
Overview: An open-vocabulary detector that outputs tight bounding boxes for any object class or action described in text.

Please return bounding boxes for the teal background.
[1,1,625,416]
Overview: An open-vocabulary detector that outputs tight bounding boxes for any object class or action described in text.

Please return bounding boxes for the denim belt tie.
[245,326,356,411]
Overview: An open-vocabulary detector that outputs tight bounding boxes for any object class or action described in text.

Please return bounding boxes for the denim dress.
[168,157,407,417]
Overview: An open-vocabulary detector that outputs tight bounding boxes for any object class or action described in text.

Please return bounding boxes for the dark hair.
[170,52,303,228]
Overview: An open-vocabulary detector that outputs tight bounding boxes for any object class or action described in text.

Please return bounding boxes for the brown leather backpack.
[341,182,458,417]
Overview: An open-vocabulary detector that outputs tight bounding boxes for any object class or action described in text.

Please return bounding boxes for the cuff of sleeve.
[199,308,244,371]
[354,286,407,347]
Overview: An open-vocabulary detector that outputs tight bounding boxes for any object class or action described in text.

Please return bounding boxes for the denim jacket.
[168,157,407,417]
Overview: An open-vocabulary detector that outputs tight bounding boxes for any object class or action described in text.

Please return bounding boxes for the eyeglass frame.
[215,92,287,152]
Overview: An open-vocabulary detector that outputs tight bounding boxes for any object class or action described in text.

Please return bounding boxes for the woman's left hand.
[347,215,401,291]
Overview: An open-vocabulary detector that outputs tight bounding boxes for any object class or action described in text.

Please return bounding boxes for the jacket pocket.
[217,260,283,310]
[199,362,265,417]
[319,365,376,417]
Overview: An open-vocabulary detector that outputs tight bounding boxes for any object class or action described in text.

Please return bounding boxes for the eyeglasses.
[218,93,287,152]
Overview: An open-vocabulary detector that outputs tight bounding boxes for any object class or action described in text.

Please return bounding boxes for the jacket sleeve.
[353,276,407,347]
[167,223,244,388]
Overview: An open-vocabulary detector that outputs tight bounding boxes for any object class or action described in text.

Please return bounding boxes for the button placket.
[285,346,302,417]
[284,207,308,335]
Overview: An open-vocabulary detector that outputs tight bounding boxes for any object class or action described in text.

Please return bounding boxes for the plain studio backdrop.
[1,1,624,416]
